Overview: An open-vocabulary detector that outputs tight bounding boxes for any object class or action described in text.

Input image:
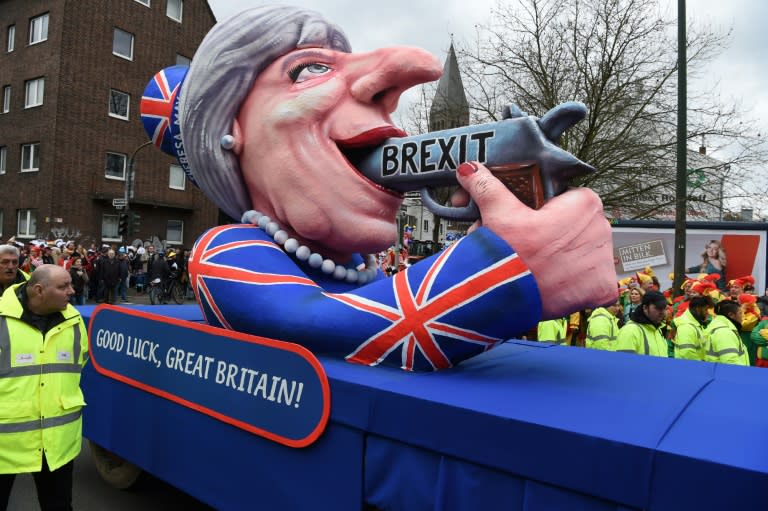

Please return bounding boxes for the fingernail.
[457,161,478,177]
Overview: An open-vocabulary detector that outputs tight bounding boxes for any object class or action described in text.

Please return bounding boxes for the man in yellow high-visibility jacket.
[705,299,749,366]
[616,290,668,357]
[537,317,569,345]
[585,302,622,351]
[673,296,711,361]
[0,264,88,511]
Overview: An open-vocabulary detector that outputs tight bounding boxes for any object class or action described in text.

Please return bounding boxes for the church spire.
[429,42,469,132]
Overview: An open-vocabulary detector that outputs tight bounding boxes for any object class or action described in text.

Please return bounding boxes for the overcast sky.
[205,0,768,144]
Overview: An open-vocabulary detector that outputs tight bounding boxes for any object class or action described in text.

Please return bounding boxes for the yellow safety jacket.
[585,308,618,351]
[0,283,88,474]
[704,315,749,366]
[616,320,667,357]
[537,318,569,345]
[673,309,707,361]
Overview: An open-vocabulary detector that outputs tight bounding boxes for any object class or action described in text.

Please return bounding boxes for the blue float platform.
[79,305,768,511]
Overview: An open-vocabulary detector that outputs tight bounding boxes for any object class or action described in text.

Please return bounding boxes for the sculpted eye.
[287,62,331,83]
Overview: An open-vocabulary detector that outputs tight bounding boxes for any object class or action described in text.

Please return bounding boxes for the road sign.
[113,198,127,207]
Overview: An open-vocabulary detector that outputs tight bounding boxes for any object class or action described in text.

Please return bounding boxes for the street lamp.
[396,205,407,256]
[122,141,153,242]
[124,141,153,210]
[672,0,687,297]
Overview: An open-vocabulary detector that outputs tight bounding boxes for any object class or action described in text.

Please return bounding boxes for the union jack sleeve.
[188,225,542,371]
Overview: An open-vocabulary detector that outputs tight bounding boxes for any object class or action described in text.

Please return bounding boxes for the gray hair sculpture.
[179,5,351,221]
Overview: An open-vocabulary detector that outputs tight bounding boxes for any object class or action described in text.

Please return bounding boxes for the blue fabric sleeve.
[189,224,542,371]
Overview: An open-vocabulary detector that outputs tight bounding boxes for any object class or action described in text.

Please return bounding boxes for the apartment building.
[0,0,219,248]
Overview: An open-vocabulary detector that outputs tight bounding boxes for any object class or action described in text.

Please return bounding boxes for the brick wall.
[0,0,219,246]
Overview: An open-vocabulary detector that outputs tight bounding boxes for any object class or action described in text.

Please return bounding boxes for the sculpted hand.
[454,161,617,319]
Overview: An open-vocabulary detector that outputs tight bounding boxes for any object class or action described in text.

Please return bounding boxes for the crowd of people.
[536,240,764,368]
[0,238,192,305]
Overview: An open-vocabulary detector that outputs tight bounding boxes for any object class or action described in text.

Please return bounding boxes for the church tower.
[429,42,469,132]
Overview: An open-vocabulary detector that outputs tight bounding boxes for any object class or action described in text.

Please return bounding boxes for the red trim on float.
[87,304,331,448]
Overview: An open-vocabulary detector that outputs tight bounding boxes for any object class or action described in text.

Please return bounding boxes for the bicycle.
[148,271,184,305]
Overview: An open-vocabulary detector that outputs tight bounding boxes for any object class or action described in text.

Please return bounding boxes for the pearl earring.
[220,134,235,150]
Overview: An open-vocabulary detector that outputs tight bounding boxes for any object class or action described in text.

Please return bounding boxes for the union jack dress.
[188,224,542,371]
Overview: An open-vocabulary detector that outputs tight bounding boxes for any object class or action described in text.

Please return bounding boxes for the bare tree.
[437,0,768,219]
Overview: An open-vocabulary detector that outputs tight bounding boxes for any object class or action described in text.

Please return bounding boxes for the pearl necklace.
[242,210,379,284]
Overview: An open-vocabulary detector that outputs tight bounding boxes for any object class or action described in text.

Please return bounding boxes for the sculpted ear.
[231,119,244,156]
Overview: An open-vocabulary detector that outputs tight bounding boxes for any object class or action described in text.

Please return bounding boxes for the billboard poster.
[612,224,767,293]
[615,239,667,272]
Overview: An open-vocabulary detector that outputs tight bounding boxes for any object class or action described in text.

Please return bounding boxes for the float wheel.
[88,440,143,489]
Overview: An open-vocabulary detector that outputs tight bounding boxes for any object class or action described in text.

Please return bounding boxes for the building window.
[17,209,37,238]
[109,89,130,120]
[169,164,185,190]
[175,53,191,66]
[134,0,150,6]
[167,220,183,245]
[7,25,15,52]
[2,86,9,113]
[105,152,127,180]
[21,143,40,172]
[113,28,134,60]
[29,13,49,45]
[0,146,6,174]
[167,0,183,22]
[24,78,44,108]
[102,214,120,241]
[423,219,429,232]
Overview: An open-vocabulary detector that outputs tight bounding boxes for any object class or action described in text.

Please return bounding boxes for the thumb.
[455,161,527,221]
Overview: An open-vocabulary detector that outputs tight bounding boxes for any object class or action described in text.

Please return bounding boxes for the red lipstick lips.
[336,126,407,149]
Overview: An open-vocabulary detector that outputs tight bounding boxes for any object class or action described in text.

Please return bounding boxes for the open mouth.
[336,126,407,197]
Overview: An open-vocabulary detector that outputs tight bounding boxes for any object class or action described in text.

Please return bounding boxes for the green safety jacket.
[750,318,768,363]
[537,318,568,344]
[585,308,618,351]
[0,284,88,474]
[704,315,749,366]
[673,308,707,361]
[616,320,667,357]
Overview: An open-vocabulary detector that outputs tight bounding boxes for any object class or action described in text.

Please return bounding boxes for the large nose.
[347,46,443,113]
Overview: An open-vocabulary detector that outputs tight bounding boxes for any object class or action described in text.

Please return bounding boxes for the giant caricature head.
[179,5,442,262]
[143,5,618,371]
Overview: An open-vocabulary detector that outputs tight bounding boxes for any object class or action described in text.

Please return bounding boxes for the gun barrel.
[348,118,529,192]
[347,108,594,202]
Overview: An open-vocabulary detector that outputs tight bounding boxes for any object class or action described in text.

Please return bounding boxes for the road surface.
[7,440,214,511]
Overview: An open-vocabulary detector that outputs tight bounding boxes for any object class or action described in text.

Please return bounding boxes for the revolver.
[347,102,595,221]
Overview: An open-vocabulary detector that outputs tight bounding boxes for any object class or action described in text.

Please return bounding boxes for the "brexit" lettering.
[381,131,496,176]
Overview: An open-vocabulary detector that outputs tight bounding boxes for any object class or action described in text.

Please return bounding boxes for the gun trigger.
[419,188,480,222]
